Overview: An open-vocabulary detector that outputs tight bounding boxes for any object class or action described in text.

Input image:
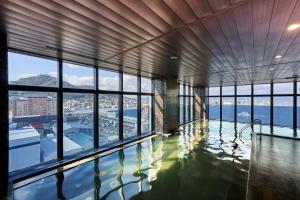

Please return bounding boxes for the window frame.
[7,50,155,181]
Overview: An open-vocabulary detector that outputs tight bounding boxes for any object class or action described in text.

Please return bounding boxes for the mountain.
[11,74,92,89]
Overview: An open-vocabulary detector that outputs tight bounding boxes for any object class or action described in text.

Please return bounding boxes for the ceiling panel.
[1,0,300,87]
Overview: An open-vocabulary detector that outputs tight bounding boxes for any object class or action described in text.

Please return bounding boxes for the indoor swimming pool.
[12,120,253,200]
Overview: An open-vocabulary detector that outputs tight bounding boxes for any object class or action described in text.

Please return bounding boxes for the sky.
[209,83,293,95]
[8,52,151,90]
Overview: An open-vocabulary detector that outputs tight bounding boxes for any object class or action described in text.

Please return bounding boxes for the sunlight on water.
[13,120,252,200]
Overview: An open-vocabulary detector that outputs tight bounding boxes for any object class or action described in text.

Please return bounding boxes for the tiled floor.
[247,135,300,200]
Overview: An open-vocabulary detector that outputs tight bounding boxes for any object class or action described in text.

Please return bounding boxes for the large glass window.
[185,96,190,122]
[222,86,234,95]
[123,74,138,92]
[141,96,152,135]
[237,97,251,123]
[99,94,119,146]
[180,97,184,124]
[222,97,234,121]
[254,96,270,124]
[209,97,220,120]
[123,95,138,139]
[254,84,270,95]
[273,82,293,94]
[63,63,94,89]
[209,87,220,96]
[190,97,194,120]
[99,69,119,91]
[180,84,184,95]
[141,78,152,93]
[8,52,156,177]
[273,97,293,136]
[63,93,94,156]
[9,91,57,172]
[9,52,58,87]
[237,85,251,95]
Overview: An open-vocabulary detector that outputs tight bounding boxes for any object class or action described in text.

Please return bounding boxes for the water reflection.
[14,121,251,200]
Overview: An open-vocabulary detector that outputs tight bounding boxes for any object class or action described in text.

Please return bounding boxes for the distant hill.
[11,74,93,89]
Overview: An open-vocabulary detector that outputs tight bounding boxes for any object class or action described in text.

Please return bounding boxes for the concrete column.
[165,78,179,133]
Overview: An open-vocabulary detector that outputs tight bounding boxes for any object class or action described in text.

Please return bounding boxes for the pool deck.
[247,135,300,200]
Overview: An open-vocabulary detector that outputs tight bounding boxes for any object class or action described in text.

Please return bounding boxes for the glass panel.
[185,96,190,122]
[190,86,194,96]
[209,87,220,96]
[99,69,119,91]
[253,84,270,95]
[222,97,234,122]
[123,95,138,139]
[141,95,152,135]
[273,82,293,94]
[237,97,251,123]
[298,82,300,94]
[99,94,119,146]
[180,97,184,124]
[254,96,270,133]
[179,84,184,95]
[185,85,190,96]
[209,97,220,120]
[222,86,234,95]
[190,97,194,120]
[63,63,94,89]
[141,77,152,93]
[123,74,138,92]
[9,91,57,172]
[63,93,94,156]
[9,52,58,87]
[237,85,251,95]
[273,96,293,136]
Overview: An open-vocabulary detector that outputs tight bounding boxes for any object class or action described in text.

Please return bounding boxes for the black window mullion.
[137,76,141,137]
[220,86,222,121]
[151,79,155,133]
[94,68,99,149]
[251,84,254,124]
[234,85,237,123]
[270,82,274,133]
[119,72,123,141]
[207,88,209,120]
[294,80,297,137]
[57,59,63,160]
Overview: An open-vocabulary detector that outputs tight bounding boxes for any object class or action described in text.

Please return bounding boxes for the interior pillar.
[165,78,179,133]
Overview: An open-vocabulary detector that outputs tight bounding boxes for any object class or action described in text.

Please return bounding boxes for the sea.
[209,105,298,127]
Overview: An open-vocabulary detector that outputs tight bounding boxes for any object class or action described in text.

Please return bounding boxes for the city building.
[0,1,300,200]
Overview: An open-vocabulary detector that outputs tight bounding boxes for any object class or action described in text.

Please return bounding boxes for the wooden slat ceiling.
[1,0,300,86]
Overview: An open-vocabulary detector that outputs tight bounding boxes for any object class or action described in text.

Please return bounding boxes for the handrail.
[239,119,262,138]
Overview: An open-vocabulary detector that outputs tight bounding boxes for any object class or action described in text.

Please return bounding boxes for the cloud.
[123,75,137,91]
[99,77,119,90]
[63,74,94,86]
[65,63,81,69]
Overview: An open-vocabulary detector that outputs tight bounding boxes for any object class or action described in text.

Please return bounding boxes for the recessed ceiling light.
[270,67,274,71]
[169,56,178,60]
[274,55,282,59]
[287,24,300,31]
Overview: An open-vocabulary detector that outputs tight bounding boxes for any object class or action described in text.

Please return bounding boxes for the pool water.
[13,120,252,200]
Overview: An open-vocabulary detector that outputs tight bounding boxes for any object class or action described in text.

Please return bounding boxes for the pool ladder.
[239,119,262,138]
